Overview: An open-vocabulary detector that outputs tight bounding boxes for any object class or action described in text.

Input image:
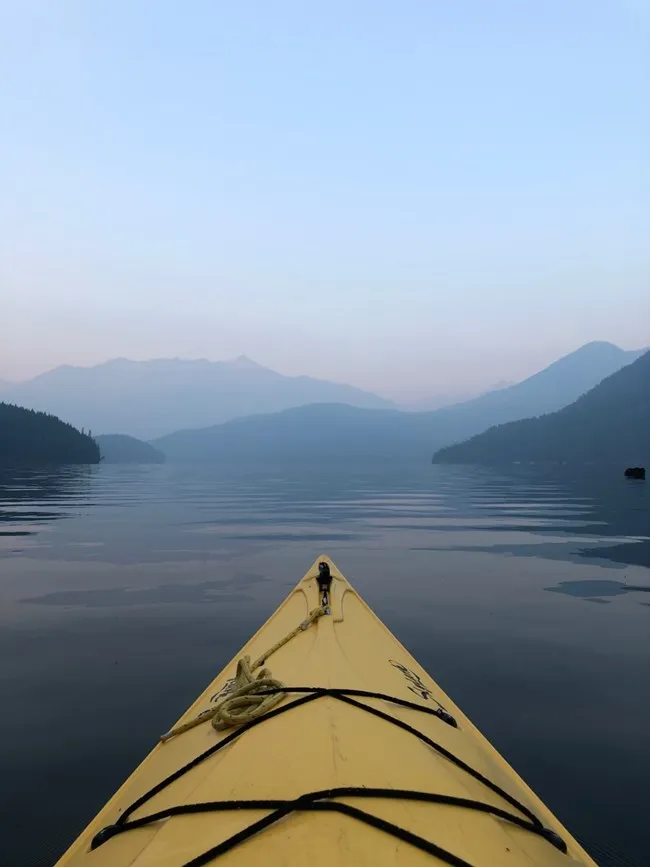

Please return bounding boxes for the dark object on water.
[624,467,646,480]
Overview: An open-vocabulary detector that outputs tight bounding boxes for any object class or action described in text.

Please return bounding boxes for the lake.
[1,462,649,867]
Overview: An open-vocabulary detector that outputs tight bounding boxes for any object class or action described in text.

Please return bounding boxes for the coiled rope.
[160,605,327,742]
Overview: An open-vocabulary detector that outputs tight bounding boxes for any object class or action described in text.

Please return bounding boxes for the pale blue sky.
[1,0,648,399]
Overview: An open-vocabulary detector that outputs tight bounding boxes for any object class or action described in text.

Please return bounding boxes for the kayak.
[55,556,598,867]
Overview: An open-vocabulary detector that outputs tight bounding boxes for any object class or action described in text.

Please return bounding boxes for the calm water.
[1,462,649,867]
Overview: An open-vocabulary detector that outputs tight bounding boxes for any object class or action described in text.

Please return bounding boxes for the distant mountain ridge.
[153,403,419,462]
[95,434,166,464]
[429,341,644,429]
[152,342,646,462]
[4,357,395,439]
[401,381,516,412]
[432,349,650,466]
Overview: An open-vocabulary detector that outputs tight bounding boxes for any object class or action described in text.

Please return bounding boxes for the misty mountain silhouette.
[432,349,650,465]
[154,404,420,462]
[430,341,644,428]
[153,342,644,462]
[94,434,166,464]
[4,357,394,439]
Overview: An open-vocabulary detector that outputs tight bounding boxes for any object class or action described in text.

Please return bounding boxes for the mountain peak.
[540,342,645,376]
[570,341,625,356]
[226,355,267,371]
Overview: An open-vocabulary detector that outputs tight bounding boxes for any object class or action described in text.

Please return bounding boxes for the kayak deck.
[55,556,598,866]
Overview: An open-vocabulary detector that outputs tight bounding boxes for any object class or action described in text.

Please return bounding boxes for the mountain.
[4,357,394,439]
[432,350,650,465]
[95,434,166,464]
[402,382,516,412]
[0,403,100,465]
[153,342,645,463]
[153,403,437,463]
[401,390,482,412]
[428,341,644,434]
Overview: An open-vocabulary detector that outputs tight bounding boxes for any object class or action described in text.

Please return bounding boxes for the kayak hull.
[55,556,598,867]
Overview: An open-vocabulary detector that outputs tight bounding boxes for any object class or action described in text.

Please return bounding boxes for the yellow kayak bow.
[55,556,598,867]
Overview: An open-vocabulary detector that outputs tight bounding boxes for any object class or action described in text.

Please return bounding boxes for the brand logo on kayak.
[389,659,434,701]
[388,659,450,716]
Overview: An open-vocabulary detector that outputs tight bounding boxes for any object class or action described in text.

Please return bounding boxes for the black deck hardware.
[317,561,333,606]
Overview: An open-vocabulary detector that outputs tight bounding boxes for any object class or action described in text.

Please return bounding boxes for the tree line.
[0,403,100,465]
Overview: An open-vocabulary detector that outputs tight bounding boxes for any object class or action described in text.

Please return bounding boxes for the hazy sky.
[1,1,648,400]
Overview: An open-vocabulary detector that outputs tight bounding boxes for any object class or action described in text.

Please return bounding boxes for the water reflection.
[20,572,267,607]
[3,462,647,559]
[545,579,650,600]
[0,465,96,530]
